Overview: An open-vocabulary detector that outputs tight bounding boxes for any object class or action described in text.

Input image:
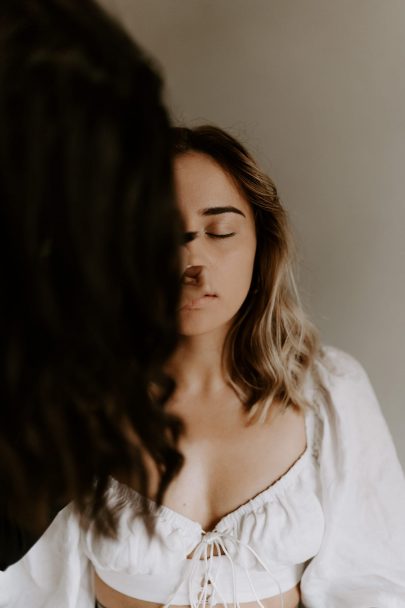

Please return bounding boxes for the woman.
[2,126,405,608]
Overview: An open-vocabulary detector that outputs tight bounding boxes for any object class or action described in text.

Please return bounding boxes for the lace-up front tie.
[163,529,285,608]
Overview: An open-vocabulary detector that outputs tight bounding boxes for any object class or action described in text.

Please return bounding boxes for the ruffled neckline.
[111,406,316,535]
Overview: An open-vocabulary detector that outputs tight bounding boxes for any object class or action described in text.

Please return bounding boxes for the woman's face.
[174,152,257,337]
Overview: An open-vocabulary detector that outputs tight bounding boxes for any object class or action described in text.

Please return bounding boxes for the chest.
[144,394,307,531]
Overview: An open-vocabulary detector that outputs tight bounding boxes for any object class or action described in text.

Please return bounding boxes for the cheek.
[227,244,256,287]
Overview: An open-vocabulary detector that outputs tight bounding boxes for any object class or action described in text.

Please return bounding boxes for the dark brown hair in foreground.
[0,0,184,538]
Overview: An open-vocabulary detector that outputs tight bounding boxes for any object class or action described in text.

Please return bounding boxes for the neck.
[165,326,230,397]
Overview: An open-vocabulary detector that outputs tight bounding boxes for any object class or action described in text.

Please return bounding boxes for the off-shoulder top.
[88,402,321,607]
[1,346,405,608]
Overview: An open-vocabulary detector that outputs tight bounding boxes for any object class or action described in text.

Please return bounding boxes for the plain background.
[100,0,405,467]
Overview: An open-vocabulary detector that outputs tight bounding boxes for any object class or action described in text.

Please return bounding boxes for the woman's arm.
[300,347,405,607]
[0,501,65,570]
[0,504,93,608]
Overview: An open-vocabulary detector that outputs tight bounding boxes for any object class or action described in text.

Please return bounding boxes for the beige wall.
[101,0,405,466]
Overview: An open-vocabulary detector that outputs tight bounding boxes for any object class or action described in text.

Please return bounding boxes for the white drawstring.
[210,541,229,608]
[228,535,285,608]
[163,529,284,608]
[218,539,241,608]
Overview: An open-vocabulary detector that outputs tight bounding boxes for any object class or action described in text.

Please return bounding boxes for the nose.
[181,234,209,285]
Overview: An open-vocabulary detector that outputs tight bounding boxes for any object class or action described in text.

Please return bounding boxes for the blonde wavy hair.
[172,125,321,422]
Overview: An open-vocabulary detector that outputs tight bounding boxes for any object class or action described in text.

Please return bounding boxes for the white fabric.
[1,346,405,608]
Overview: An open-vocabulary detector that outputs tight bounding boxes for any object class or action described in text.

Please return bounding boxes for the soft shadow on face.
[174,152,257,338]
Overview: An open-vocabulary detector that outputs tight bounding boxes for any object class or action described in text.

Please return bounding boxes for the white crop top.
[89,402,321,608]
[1,346,405,608]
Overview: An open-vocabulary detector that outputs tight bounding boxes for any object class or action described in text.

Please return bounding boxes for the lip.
[180,294,218,311]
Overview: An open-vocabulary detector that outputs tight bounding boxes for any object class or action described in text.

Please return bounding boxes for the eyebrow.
[199,205,246,218]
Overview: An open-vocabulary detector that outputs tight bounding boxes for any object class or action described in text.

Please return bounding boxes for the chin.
[179,324,217,337]
[179,316,234,338]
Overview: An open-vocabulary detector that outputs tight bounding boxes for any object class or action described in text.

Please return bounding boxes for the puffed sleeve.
[300,346,405,608]
[0,503,94,608]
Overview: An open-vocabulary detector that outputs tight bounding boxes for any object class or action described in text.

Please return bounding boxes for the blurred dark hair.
[0,0,184,535]
[172,126,320,422]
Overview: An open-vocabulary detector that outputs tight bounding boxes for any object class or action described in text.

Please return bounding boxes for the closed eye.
[182,231,236,244]
[206,232,236,239]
